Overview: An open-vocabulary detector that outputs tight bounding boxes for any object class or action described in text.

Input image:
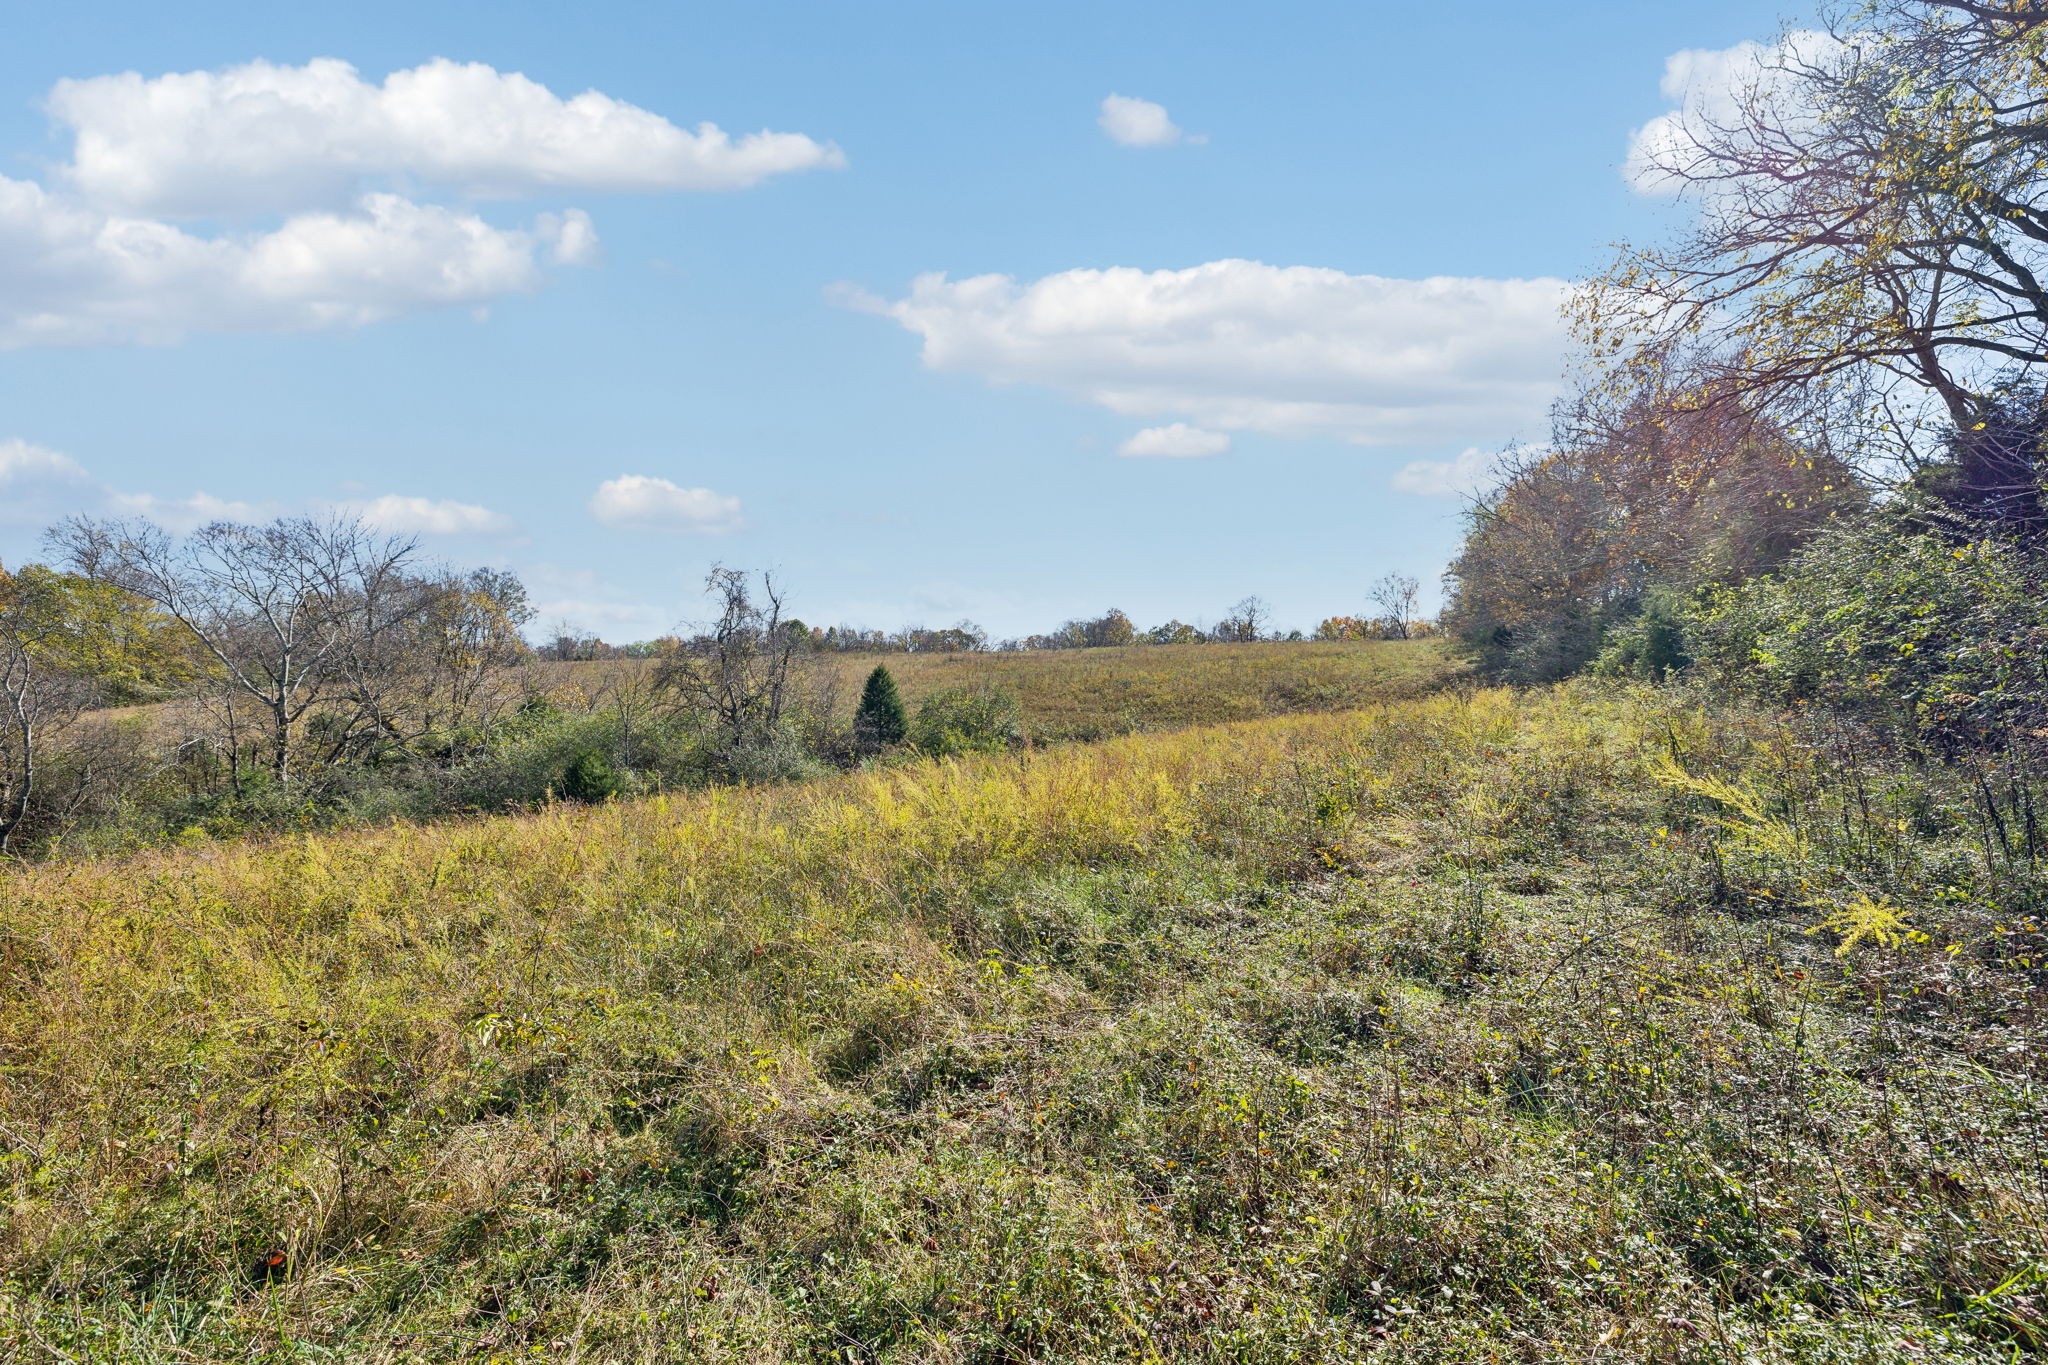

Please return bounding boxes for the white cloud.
[541,208,602,266]
[0,56,839,348]
[0,177,575,347]
[1118,423,1231,458]
[588,475,744,534]
[351,494,515,536]
[849,260,1569,447]
[0,439,97,524]
[1391,446,1506,497]
[1627,32,1837,194]
[1,437,520,539]
[48,57,846,217]
[0,437,260,530]
[1098,94,1194,148]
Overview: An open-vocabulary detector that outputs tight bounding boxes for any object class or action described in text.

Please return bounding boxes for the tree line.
[0,515,1429,856]
[536,586,1434,661]
[1445,0,2048,756]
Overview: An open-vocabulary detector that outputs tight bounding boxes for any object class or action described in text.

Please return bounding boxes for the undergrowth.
[1,684,2043,1361]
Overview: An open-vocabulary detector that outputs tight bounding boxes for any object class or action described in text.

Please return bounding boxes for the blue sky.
[0,0,1795,639]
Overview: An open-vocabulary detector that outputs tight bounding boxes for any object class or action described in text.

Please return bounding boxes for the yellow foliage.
[1649,750,1811,861]
[1808,892,1919,956]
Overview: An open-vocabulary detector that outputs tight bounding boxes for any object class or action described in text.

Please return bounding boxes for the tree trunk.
[0,698,30,856]
[270,703,292,788]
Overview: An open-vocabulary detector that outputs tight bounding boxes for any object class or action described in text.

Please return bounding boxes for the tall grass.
[2,684,2043,1360]
[543,638,1465,742]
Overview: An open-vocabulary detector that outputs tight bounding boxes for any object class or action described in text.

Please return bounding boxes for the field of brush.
[4,676,2046,1361]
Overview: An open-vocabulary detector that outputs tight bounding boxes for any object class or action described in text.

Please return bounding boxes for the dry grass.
[3,683,2045,1360]
[540,639,1463,740]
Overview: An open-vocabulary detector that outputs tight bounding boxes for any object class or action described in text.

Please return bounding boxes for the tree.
[56,515,426,789]
[1146,620,1205,645]
[1367,574,1421,639]
[1211,596,1270,643]
[895,621,990,653]
[656,567,804,764]
[1314,615,1389,642]
[1581,0,2048,470]
[0,563,193,702]
[1444,379,1861,682]
[854,664,908,752]
[317,565,534,766]
[0,567,94,854]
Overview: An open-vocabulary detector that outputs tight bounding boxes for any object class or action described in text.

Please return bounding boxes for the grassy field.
[4,682,2046,1361]
[543,639,1464,742]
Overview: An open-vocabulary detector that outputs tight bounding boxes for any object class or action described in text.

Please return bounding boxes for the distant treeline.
[539,580,1434,661]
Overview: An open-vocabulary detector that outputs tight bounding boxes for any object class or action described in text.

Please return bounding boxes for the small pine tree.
[854,664,908,750]
[562,749,620,803]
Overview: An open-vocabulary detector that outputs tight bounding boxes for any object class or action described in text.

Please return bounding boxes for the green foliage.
[854,663,908,749]
[1145,619,1205,645]
[910,686,1023,756]
[1690,499,2048,749]
[1444,389,1860,685]
[560,748,620,803]
[1590,585,1692,681]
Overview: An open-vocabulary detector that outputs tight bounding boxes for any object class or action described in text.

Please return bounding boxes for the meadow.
[539,638,1463,742]
[3,673,2045,1362]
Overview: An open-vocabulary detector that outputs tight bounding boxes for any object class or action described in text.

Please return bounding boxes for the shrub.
[910,687,1023,757]
[1690,499,2048,749]
[561,749,621,803]
[1590,586,1691,681]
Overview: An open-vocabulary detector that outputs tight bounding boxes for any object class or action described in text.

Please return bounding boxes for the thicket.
[1447,0,2048,762]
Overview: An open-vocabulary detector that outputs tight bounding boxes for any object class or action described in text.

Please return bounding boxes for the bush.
[1590,587,1691,681]
[910,688,1023,757]
[561,749,621,803]
[1690,499,2048,749]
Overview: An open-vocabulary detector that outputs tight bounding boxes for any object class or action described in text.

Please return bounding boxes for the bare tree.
[56,515,423,789]
[318,566,533,766]
[0,583,91,855]
[1212,596,1271,643]
[655,567,804,763]
[1368,573,1422,640]
[1580,0,2048,473]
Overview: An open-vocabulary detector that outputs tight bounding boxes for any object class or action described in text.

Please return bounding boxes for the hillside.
[4,683,2043,1361]
[538,638,1464,741]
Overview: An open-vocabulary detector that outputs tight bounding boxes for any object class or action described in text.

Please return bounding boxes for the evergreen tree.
[854,664,907,750]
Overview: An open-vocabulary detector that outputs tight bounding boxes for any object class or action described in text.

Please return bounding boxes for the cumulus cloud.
[1098,94,1196,148]
[1627,32,1837,194]
[1118,423,1231,458]
[351,494,515,536]
[849,260,1569,447]
[1390,446,1507,497]
[0,57,839,348]
[0,177,576,347]
[48,57,846,217]
[588,475,744,534]
[0,437,260,530]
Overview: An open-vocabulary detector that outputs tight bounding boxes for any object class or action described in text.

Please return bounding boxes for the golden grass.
[4,683,2044,1360]
[544,638,1464,739]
